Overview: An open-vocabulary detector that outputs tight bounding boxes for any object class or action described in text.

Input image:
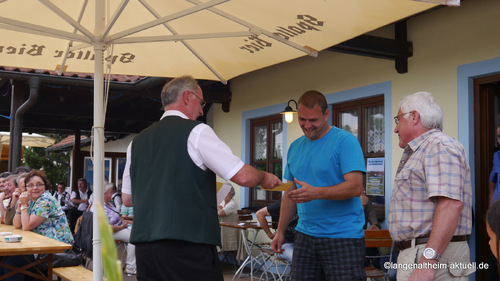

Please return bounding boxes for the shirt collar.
[160,110,188,120]
[407,128,440,152]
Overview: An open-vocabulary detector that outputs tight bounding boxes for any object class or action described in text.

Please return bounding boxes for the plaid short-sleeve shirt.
[388,129,473,242]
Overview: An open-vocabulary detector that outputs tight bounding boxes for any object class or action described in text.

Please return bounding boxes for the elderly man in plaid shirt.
[389,92,474,281]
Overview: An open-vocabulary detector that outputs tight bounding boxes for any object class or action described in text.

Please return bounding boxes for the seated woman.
[120,204,133,229]
[217,185,239,253]
[103,182,136,275]
[2,170,73,281]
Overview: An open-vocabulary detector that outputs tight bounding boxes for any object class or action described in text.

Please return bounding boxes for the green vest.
[129,116,219,246]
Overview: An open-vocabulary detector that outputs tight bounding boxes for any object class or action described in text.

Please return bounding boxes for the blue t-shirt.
[284,126,366,239]
[490,151,500,204]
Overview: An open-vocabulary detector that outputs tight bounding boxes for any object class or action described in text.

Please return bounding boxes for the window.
[249,115,283,208]
[332,95,384,157]
[332,95,386,220]
[80,152,126,192]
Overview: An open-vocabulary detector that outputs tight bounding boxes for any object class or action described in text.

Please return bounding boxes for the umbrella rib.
[186,0,318,57]
[106,0,229,44]
[56,0,89,75]
[102,0,131,40]
[113,31,255,43]
[69,42,94,52]
[0,18,89,43]
[138,0,227,83]
[39,0,94,40]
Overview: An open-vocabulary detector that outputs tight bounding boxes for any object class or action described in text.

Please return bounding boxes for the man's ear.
[181,90,191,105]
[411,111,420,125]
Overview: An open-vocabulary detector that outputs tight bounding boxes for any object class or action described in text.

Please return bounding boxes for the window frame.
[331,95,384,159]
[249,114,283,208]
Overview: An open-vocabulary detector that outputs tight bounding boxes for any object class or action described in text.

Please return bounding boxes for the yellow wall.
[211,0,500,206]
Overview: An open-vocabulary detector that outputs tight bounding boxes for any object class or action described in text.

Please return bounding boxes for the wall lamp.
[280,99,298,123]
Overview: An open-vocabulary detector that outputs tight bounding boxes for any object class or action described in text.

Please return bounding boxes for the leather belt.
[397,235,468,251]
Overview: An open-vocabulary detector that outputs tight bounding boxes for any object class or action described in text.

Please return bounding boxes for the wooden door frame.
[473,74,500,280]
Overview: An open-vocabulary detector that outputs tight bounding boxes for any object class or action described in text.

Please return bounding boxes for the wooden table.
[220,221,270,281]
[0,224,72,281]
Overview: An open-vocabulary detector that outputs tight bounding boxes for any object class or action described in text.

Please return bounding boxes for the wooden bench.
[364,229,394,280]
[53,266,93,281]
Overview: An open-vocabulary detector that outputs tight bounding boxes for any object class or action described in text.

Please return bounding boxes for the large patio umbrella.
[0,0,441,279]
[0,132,55,148]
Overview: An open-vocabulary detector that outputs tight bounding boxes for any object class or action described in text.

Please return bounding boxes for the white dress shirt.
[122,110,244,195]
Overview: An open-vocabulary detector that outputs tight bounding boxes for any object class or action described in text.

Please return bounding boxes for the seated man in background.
[53,182,72,216]
[69,178,91,232]
[256,198,298,263]
[0,174,18,224]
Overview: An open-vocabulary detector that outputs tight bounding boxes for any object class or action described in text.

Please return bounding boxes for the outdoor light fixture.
[281,99,298,123]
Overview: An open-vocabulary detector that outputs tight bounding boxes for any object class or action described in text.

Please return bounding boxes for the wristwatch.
[423,247,441,261]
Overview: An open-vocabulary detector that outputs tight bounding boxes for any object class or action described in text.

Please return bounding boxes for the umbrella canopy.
[0,0,439,279]
[0,132,55,147]
[0,0,437,83]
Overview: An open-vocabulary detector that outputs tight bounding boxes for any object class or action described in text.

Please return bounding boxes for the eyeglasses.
[393,111,413,125]
[190,92,206,109]
[26,183,45,188]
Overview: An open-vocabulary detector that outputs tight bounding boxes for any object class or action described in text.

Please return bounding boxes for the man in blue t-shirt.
[271,90,366,281]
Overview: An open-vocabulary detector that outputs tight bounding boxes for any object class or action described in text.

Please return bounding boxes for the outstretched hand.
[260,172,282,190]
[287,178,320,203]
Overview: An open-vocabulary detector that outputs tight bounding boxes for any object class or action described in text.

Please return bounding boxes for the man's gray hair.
[0,171,12,178]
[400,91,443,131]
[160,75,199,108]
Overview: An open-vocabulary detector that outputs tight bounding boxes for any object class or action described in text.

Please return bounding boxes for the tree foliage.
[23,135,70,193]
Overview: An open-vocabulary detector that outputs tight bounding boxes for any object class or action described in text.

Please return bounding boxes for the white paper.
[216,182,232,205]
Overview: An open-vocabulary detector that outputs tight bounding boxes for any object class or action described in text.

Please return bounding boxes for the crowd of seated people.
[1,169,73,281]
[0,166,137,279]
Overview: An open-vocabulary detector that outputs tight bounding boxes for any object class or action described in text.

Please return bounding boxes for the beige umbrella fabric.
[0,0,437,83]
[0,0,439,279]
[0,132,55,147]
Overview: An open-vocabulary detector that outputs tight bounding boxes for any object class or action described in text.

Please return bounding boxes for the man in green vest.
[122,75,282,281]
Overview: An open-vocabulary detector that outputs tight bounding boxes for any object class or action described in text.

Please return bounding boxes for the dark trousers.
[67,208,83,233]
[135,239,223,281]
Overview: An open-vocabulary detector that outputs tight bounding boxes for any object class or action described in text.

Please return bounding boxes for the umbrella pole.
[92,43,105,281]
[92,1,105,280]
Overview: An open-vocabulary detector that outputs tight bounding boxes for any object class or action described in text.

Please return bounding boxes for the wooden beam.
[395,21,409,74]
[325,20,412,74]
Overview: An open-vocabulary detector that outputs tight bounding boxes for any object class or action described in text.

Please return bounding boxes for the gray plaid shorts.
[291,231,366,281]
